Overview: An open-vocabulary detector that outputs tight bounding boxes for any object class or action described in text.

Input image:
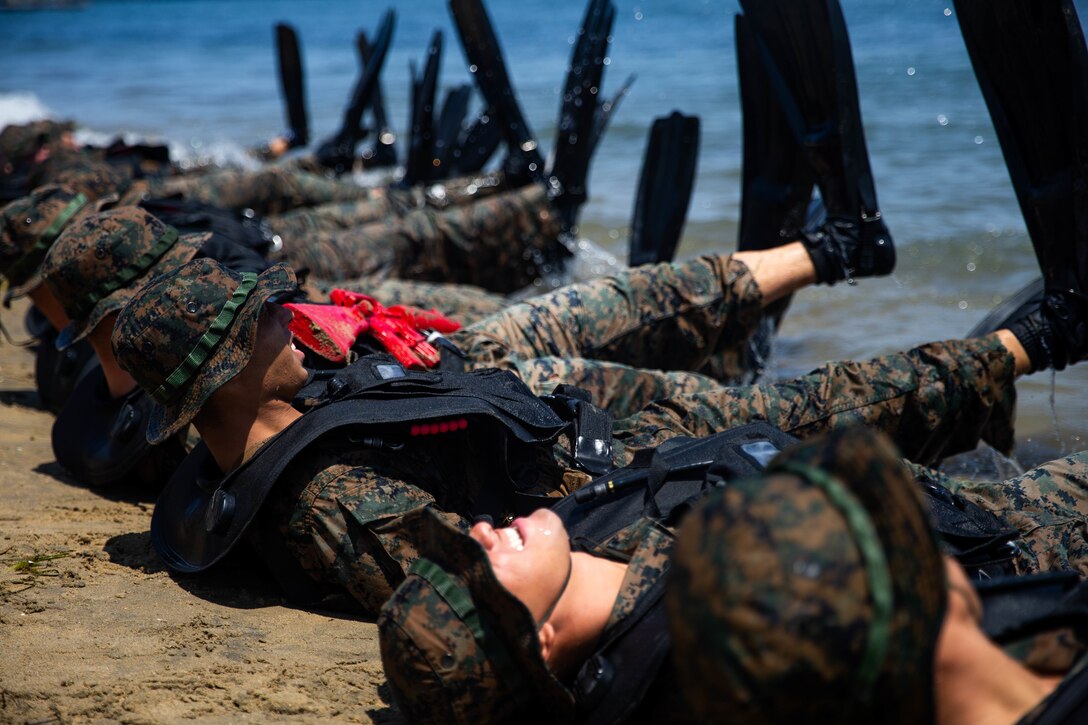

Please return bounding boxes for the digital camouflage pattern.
[376,507,574,725]
[249,331,1020,628]
[0,185,94,295]
[145,166,374,216]
[906,453,1088,672]
[453,255,765,409]
[265,171,509,240]
[0,119,74,166]
[44,158,134,203]
[112,258,296,443]
[668,426,947,725]
[275,185,562,292]
[42,207,207,348]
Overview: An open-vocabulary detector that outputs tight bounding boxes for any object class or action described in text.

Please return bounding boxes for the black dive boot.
[739,0,894,285]
[954,0,1088,371]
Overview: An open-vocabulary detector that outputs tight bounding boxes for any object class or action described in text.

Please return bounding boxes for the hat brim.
[145,263,296,444]
[55,231,210,350]
[409,508,576,717]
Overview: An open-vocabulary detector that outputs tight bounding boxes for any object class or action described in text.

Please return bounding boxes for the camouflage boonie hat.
[378,508,575,725]
[112,258,296,444]
[30,154,132,201]
[0,120,75,166]
[1,185,93,299]
[667,426,947,724]
[42,207,209,349]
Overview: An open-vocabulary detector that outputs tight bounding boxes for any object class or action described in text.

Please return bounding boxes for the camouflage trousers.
[604,334,1017,476]
[910,456,1088,581]
[452,254,765,417]
[275,185,563,293]
[265,172,510,241]
[147,166,374,216]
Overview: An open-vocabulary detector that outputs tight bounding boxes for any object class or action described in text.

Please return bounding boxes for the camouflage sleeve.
[612,334,1019,469]
[453,254,763,375]
[150,167,373,216]
[263,446,471,616]
[909,452,1088,580]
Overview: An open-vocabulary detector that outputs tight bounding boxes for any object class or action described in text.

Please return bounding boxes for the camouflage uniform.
[908,456,1088,580]
[264,171,510,240]
[667,426,946,724]
[273,185,564,292]
[374,426,946,723]
[1,185,96,298]
[252,332,1018,616]
[452,254,763,413]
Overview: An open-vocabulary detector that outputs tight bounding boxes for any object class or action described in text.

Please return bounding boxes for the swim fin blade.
[449,0,545,173]
[356,30,397,169]
[734,13,814,252]
[404,30,443,186]
[451,105,503,174]
[316,9,396,175]
[738,0,879,222]
[953,0,1088,297]
[548,0,616,233]
[275,23,309,148]
[432,84,473,179]
[628,112,700,267]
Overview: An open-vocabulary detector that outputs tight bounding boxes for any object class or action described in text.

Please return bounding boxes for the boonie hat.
[112,257,295,443]
[42,207,208,349]
[667,426,947,724]
[378,507,575,725]
[1,185,93,299]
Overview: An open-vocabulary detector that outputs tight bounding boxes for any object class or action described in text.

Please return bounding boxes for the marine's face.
[470,508,572,623]
[250,301,309,399]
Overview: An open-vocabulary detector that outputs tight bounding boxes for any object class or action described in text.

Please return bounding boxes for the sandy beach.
[0,297,399,725]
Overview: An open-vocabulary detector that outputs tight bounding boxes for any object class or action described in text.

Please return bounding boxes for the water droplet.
[907,66,916,76]
[944,7,952,16]
[974,135,984,144]
[603,57,611,66]
[937,114,948,126]
[469,64,478,73]
[609,229,619,239]
[634,10,644,20]
[966,262,976,272]
[958,300,969,310]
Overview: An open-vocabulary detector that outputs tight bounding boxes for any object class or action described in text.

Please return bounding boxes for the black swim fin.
[548,0,616,234]
[356,30,397,169]
[404,30,443,186]
[589,72,635,161]
[628,112,700,267]
[449,0,546,175]
[734,13,814,253]
[451,105,503,174]
[275,23,309,149]
[953,0,1088,299]
[315,9,396,175]
[738,0,893,283]
[432,84,473,179]
[739,0,876,221]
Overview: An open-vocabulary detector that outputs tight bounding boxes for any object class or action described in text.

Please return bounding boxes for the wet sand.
[0,297,400,724]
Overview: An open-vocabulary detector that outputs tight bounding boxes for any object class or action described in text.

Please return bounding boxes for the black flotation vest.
[32,325,97,413]
[51,366,187,488]
[152,354,577,575]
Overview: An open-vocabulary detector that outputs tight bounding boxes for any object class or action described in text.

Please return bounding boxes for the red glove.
[288,289,461,368]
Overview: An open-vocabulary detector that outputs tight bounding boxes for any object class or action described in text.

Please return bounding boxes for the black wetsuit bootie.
[1007,292,1088,372]
[800,215,895,285]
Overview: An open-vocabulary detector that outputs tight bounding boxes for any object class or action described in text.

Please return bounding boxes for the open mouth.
[501,526,525,552]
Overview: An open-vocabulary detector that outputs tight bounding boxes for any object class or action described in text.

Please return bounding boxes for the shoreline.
[0,296,398,724]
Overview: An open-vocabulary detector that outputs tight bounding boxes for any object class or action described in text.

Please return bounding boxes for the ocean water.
[3,0,1086,464]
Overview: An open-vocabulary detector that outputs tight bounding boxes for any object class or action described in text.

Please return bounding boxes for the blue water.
[3,0,1086,460]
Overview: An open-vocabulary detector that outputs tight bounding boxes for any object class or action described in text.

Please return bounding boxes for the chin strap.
[537,552,574,632]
